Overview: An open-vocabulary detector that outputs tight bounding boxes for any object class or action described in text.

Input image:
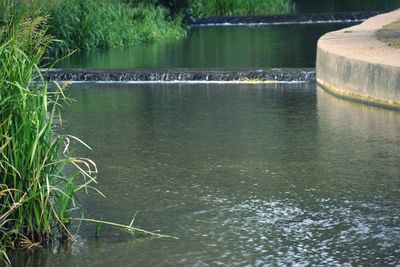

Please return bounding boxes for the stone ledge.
[316,9,400,110]
[190,11,380,26]
[42,69,316,82]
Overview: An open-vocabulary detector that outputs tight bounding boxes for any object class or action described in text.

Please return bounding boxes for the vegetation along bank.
[0,1,177,264]
[2,0,294,59]
[0,0,292,263]
[0,2,99,263]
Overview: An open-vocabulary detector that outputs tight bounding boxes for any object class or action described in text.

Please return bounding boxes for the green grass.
[0,2,174,264]
[4,0,294,59]
[189,0,294,17]
[0,2,98,258]
[25,0,187,57]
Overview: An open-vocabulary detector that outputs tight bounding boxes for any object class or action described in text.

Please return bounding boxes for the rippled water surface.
[12,83,400,266]
[57,23,353,70]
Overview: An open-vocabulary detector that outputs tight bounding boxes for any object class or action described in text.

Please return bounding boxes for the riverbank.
[316,9,400,110]
[36,1,186,57]
[9,0,294,58]
[1,3,170,264]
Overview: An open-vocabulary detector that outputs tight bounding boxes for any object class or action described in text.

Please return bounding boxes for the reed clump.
[189,0,294,17]
[0,2,176,264]
[0,2,98,263]
[37,0,186,57]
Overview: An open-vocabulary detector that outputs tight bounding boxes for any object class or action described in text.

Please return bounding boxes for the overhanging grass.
[0,2,175,264]
[189,0,294,17]
[0,3,98,257]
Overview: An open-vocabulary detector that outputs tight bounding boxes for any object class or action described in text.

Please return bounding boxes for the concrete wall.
[316,9,400,110]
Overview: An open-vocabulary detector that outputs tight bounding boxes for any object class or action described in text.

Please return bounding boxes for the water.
[293,0,400,14]
[57,23,353,70]
[55,0,400,70]
[12,83,400,266]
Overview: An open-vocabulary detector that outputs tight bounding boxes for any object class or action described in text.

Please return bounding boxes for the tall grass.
[0,2,97,263]
[36,0,186,57]
[189,0,294,17]
[0,2,177,264]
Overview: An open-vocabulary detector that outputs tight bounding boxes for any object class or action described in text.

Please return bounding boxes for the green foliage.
[36,0,186,57]
[3,0,294,59]
[0,3,178,264]
[125,0,294,17]
[0,2,180,264]
[189,0,294,17]
[0,2,97,260]
[127,0,189,15]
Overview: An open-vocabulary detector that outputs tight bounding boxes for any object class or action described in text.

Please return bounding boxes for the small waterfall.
[42,69,316,83]
[190,11,380,26]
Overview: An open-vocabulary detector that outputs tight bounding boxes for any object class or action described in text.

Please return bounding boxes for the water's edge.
[189,11,381,26]
[316,9,400,111]
[43,69,316,83]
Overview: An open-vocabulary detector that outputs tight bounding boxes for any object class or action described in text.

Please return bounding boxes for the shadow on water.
[11,83,400,266]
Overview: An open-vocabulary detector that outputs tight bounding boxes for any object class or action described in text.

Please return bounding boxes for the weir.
[8,1,400,266]
[43,69,316,83]
[189,11,381,26]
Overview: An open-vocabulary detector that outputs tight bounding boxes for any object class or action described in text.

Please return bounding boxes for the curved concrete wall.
[316,9,400,109]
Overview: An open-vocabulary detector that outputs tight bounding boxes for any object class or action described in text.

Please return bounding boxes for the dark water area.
[11,83,400,266]
[57,23,353,70]
[293,0,400,14]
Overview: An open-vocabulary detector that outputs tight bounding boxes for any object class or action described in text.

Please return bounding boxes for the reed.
[37,0,186,57]
[189,0,294,17]
[0,2,96,263]
[0,3,175,264]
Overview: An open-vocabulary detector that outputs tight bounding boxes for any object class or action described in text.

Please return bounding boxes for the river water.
[13,2,400,266]
[57,23,353,70]
[12,83,400,266]
[293,0,400,14]
[56,0,400,70]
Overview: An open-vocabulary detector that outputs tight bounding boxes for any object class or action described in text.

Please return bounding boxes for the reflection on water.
[57,23,353,70]
[12,83,400,266]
